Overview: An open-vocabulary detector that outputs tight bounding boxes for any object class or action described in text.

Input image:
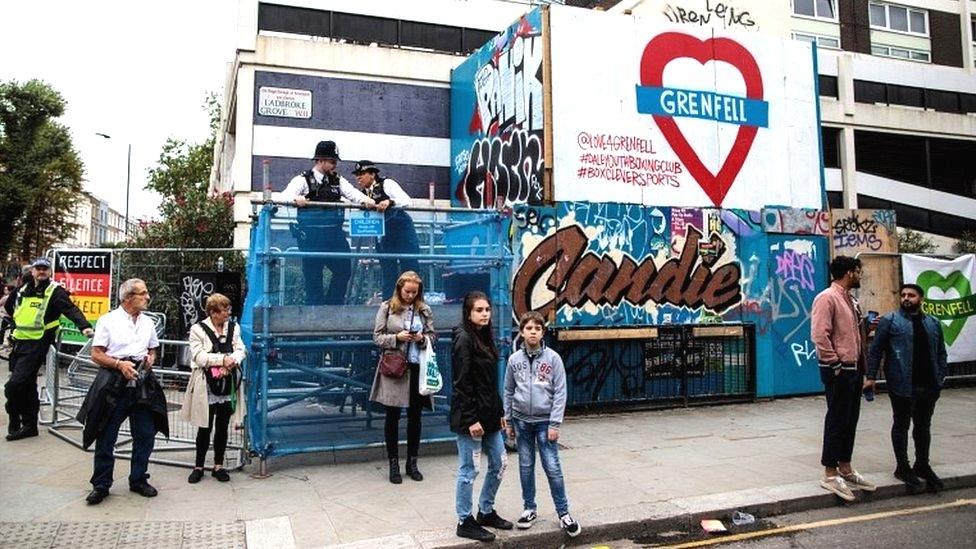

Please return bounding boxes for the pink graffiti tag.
[775,250,815,292]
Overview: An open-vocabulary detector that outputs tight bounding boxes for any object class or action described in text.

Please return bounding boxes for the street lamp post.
[95,133,131,237]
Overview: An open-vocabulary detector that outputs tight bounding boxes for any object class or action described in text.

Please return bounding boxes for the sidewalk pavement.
[1,382,974,548]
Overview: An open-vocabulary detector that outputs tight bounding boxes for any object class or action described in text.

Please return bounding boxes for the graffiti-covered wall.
[450,10,545,208]
[449,5,833,400]
[512,203,744,326]
[509,202,829,397]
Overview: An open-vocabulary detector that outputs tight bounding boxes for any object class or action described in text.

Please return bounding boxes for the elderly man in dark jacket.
[866,283,948,492]
[81,278,167,505]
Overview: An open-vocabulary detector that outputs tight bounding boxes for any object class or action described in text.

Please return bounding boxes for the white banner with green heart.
[902,254,976,363]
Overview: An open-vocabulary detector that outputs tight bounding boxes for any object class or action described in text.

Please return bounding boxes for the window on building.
[821,127,841,168]
[853,80,886,104]
[868,2,928,36]
[854,130,976,201]
[871,44,930,63]
[887,84,924,108]
[792,0,836,20]
[791,32,841,50]
[818,75,839,98]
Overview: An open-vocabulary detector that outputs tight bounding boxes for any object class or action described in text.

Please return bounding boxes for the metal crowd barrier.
[43,335,248,470]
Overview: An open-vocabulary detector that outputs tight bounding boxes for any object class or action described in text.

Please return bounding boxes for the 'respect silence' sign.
[53,249,112,344]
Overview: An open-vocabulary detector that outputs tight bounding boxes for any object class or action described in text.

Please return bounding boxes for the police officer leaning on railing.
[3,257,93,441]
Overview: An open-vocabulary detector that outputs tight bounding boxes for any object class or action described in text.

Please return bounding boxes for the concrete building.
[213,0,976,249]
[212,0,568,246]
[58,191,135,248]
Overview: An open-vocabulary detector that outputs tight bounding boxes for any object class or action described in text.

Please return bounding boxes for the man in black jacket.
[4,258,93,440]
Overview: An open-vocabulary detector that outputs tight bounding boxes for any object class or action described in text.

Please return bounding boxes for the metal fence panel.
[555,324,755,409]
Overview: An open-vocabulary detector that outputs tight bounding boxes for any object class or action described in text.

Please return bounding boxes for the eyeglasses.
[132,290,149,296]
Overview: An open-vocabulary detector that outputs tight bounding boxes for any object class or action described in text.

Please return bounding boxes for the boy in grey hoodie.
[504,311,581,537]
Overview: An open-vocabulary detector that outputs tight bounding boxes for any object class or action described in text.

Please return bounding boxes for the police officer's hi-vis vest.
[12,282,61,340]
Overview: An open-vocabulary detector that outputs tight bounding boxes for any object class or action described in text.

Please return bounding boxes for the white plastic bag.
[418,336,443,396]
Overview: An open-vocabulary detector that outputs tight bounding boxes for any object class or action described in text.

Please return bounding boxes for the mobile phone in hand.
[866,310,879,324]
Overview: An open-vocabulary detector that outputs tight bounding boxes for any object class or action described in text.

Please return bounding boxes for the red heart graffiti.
[640,32,764,207]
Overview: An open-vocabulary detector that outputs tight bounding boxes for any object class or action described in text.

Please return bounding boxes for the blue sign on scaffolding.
[348,210,385,237]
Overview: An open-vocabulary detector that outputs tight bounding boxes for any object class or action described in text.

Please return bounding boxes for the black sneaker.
[516,509,537,529]
[560,513,582,537]
[188,468,204,484]
[129,482,159,498]
[212,468,231,482]
[894,464,924,491]
[477,510,513,530]
[85,488,109,505]
[914,463,945,492]
[457,515,495,542]
[5,425,38,441]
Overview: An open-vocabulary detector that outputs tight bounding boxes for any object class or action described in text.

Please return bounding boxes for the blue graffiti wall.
[450,9,544,209]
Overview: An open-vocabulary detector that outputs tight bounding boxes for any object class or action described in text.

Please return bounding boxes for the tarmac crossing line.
[659,498,976,548]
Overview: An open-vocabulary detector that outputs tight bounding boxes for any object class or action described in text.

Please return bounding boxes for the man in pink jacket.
[810,255,877,501]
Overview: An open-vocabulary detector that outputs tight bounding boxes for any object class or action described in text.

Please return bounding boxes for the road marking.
[663,498,976,548]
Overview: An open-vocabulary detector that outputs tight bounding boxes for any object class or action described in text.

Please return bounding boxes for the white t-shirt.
[279,167,370,204]
[92,306,160,360]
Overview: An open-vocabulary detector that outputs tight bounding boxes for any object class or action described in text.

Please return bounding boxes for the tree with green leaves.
[0,80,83,262]
[953,231,976,255]
[119,95,243,340]
[130,94,234,249]
[898,228,936,254]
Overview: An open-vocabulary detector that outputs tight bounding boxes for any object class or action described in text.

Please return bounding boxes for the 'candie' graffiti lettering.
[461,129,542,208]
[512,225,742,318]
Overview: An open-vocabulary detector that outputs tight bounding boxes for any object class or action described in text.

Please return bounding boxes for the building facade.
[213,0,976,249]
[58,191,135,248]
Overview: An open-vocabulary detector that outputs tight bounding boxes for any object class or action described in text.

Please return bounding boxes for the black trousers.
[385,362,423,460]
[890,387,940,468]
[820,368,862,468]
[195,401,234,468]
[4,338,52,426]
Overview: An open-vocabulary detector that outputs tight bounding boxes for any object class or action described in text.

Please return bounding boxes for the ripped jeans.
[455,429,506,521]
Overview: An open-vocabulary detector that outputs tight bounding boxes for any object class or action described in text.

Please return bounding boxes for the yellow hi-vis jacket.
[12,282,61,340]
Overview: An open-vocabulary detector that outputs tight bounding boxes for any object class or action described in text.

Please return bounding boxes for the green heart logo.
[916,270,974,345]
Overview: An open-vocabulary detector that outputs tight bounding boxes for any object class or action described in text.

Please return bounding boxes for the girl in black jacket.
[451,291,512,542]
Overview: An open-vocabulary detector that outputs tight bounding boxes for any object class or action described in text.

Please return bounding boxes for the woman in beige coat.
[370,271,435,484]
[181,293,245,483]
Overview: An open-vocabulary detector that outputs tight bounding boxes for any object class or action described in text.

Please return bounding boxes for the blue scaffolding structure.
[240,202,513,471]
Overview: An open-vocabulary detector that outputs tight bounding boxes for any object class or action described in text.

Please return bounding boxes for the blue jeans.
[455,430,506,521]
[514,419,569,516]
[90,387,157,490]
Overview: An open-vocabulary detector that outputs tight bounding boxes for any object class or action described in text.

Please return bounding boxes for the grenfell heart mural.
[903,254,976,362]
[548,9,823,210]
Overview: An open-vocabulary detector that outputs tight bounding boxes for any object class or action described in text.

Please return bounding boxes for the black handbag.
[198,321,241,396]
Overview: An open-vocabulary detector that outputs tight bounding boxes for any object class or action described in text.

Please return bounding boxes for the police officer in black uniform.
[281,141,372,305]
[4,258,93,440]
[352,160,422,299]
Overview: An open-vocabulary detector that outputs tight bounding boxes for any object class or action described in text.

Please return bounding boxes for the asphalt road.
[587,487,976,549]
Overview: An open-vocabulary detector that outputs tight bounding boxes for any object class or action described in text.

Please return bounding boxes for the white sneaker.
[516,509,537,529]
[841,469,877,492]
[820,475,856,501]
[559,513,581,537]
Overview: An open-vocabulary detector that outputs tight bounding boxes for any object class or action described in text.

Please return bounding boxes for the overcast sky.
[1,0,239,222]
